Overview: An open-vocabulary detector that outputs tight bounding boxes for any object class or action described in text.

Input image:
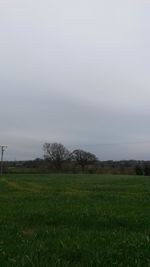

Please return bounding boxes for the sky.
[0,0,150,160]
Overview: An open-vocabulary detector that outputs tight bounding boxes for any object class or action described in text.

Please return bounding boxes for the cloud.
[0,0,150,160]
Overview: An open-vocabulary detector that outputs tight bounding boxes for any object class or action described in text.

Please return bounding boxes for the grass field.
[1,174,150,266]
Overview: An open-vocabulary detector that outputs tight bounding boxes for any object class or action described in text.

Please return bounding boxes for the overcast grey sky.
[0,0,150,160]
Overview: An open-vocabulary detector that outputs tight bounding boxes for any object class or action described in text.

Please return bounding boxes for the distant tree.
[71,149,97,171]
[43,142,69,170]
[135,164,143,175]
[143,164,150,176]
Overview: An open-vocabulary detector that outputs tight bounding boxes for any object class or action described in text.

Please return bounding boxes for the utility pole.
[0,146,7,176]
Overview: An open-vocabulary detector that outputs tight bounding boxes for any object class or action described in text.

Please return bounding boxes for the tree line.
[4,142,150,175]
[43,142,97,171]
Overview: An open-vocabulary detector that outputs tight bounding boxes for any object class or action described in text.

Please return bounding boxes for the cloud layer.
[0,0,150,160]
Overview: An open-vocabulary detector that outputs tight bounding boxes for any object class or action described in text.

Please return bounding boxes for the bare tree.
[71,149,97,171]
[43,142,69,170]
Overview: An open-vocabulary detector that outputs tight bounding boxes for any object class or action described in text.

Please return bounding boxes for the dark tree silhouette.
[135,164,143,175]
[71,149,97,171]
[43,142,69,170]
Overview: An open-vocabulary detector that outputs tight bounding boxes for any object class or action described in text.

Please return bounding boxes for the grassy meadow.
[0,174,150,266]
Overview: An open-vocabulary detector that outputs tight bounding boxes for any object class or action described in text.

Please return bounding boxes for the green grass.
[1,174,150,266]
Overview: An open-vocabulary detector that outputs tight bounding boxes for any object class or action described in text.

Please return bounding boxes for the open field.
[1,174,150,266]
